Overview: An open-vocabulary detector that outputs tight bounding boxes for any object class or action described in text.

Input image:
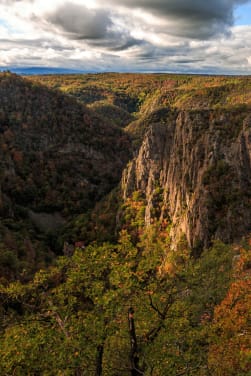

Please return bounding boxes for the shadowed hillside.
[0,72,131,279]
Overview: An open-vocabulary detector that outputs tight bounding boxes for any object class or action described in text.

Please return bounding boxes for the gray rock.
[121,109,251,250]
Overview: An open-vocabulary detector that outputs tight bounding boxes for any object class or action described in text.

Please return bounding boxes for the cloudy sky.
[1,0,251,73]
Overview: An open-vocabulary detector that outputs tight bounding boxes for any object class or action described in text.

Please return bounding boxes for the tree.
[208,247,251,376]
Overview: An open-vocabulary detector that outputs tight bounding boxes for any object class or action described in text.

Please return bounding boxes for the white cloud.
[0,0,251,73]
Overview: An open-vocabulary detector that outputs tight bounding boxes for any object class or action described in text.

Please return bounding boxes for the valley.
[0,72,250,375]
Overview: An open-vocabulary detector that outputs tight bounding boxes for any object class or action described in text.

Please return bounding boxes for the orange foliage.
[12,150,23,163]
[208,246,251,375]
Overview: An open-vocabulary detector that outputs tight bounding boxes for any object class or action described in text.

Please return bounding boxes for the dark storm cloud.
[108,37,144,51]
[47,2,143,51]
[132,42,192,62]
[47,2,111,40]
[88,34,144,51]
[108,0,251,38]
[113,0,239,19]
[44,0,251,54]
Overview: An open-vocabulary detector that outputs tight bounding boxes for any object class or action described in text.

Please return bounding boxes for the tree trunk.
[95,343,104,376]
[128,307,143,376]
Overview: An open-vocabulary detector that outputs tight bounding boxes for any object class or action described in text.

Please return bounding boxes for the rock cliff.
[122,108,251,250]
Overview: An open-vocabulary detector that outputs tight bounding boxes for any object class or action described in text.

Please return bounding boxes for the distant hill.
[0,67,89,75]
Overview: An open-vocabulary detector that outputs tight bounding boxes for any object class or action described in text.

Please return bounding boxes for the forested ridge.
[0,72,131,281]
[0,72,250,375]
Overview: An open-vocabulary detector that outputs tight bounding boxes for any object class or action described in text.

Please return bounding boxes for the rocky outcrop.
[122,108,251,250]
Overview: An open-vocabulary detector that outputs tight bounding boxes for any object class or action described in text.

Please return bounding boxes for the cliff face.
[122,108,251,250]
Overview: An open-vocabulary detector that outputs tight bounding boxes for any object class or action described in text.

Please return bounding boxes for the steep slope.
[121,107,251,251]
[0,72,131,279]
[28,73,151,128]
[0,72,132,212]
[33,72,251,251]
[88,102,134,128]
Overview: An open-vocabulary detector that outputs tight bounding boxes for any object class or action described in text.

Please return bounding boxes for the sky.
[0,0,251,74]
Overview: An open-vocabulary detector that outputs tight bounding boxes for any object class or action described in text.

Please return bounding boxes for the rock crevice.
[121,109,251,249]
